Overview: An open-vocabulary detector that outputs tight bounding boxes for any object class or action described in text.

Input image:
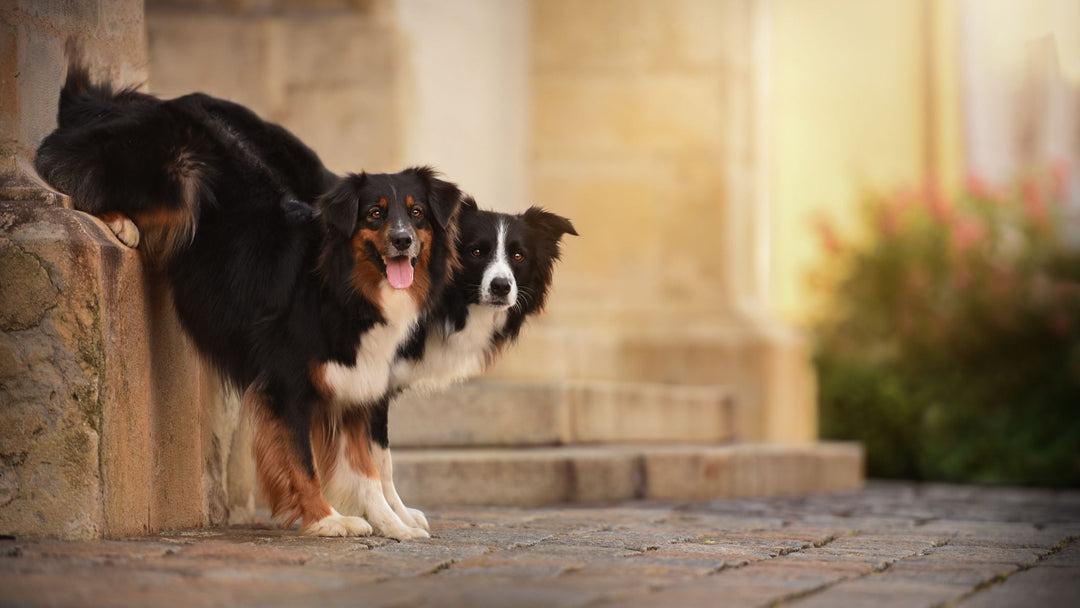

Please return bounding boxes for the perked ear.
[317,173,364,236]
[408,166,462,229]
[523,206,578,241]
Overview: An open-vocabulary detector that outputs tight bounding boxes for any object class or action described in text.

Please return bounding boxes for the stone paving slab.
[1,482,1078,608]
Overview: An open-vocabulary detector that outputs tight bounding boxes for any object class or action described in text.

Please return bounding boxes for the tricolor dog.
[35,58,461,538]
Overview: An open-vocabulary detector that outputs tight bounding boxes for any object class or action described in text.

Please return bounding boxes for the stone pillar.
[146,0,404,175]
[0,1,227,538]
[490,0,816,443]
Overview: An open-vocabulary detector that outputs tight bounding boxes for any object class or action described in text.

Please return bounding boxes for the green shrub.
[813,165,1080,484]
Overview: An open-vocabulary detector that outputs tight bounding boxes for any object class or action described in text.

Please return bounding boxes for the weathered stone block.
[279,14,397,90]
[393,443,863,507]
[279,85,401,173]
[533,0,728,72]
[567,381,734,444]
[641,447,734,501]
[532,74,725,156]
[390,382,569,448]
[1,201,144,538]
[146,13,268,107]
[390,380,734,448]
[392,448,575,507]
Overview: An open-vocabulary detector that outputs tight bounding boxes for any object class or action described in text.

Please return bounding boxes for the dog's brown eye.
[368,208,382,220]
[513,252,525,262]
[471,248,482,257]
[410,206,424,218]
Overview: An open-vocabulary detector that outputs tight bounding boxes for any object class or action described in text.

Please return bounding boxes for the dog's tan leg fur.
[247,389,370,536]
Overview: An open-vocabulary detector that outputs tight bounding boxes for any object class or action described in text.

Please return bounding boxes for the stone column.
[0,1,220,538]
[488,0,816,443]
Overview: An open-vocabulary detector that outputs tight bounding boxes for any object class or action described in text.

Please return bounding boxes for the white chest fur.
[324,284,419,406]
[392,304,508,393]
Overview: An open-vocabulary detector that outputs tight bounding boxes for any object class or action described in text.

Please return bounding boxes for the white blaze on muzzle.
[480,219,517,307]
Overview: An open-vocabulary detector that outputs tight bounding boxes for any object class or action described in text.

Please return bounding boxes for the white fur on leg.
[406,507,429,531]
[102,213,140,248]
[305,508,373,537]
[323,440,429,540]
[373,444,430,532]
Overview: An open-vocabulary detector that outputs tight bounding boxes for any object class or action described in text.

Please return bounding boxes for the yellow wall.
[769,0,962,324]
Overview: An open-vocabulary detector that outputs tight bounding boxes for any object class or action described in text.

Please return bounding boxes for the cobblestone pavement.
[2,482,1078,607]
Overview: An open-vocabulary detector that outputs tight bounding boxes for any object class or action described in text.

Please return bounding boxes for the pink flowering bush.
[814,164,1080,484]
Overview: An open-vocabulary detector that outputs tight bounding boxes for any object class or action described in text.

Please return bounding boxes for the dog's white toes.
[102,213,140,248]
[306,511,373,537]
[407,507,430,531]
[377,522,430,541]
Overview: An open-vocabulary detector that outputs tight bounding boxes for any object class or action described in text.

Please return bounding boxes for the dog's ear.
[523,206,578,242]
[408,166,462,229]
[317,174,363,237]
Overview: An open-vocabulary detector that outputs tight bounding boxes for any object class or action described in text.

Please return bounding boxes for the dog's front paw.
[406,507,429,532]
[305,510,373,537]
[378,523,430,541]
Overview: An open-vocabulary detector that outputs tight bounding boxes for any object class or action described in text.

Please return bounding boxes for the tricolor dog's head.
[456,198,577,316]
[317,167,462,311]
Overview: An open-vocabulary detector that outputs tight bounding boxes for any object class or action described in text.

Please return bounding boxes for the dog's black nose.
[390,231,413,251]
[490,277,512,297]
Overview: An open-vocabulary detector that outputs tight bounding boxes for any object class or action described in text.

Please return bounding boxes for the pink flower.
[965,173,990,199]
[879,205,900,237]
[923,178,953,224]
[815,217,841,255]
[951,215,986,253]
[1051,158,1070,201]
[1021,178,1048,227]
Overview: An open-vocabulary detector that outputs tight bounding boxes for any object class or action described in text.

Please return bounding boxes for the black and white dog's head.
[456,197,577,315]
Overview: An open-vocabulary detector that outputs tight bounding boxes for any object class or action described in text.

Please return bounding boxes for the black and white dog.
[392,197,577,392]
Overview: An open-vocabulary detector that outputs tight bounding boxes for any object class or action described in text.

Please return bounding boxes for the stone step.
[481,322,819,443]
[388,380,736,448]
[391,442,864,507]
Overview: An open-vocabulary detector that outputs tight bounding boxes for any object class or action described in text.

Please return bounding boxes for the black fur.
[34,62,462,486]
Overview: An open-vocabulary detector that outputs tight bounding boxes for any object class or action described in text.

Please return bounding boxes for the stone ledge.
[390,380,736,448]
[391,442,864,507]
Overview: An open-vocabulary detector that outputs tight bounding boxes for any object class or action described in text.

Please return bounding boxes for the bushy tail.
[34,48,212,264]
[55,47,152,130]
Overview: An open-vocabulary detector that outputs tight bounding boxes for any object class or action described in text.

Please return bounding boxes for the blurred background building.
[2,0,1077,538]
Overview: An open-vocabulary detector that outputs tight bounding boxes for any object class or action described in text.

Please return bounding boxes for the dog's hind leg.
[319,408,429,540]
[99,212,140,248]
[247,387,371,537]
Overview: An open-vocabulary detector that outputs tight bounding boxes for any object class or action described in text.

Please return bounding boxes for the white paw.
[377,523,430,541]
[305,510,373,537]
[407,507,430,532]
[103,214,140,248]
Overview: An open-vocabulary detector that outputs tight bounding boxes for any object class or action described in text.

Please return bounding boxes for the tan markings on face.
[350,227,390,301]
[246,388,333,530]
[407,225,433,307]
[403,194,438,307]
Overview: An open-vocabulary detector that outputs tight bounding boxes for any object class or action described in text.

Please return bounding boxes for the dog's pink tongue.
[386,257,414,289]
